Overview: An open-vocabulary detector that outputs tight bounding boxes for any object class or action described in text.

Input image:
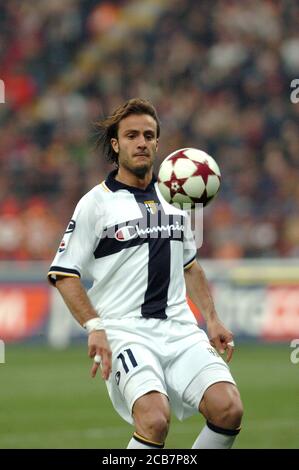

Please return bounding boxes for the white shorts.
[103,317,236,424]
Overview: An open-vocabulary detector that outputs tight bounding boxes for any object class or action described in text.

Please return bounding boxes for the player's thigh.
[111,343,168,417]
[166,340,236,413]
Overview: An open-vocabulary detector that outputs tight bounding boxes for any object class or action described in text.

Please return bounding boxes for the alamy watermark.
[0,340,5,363]
[0,79,5,104]
[290,339,299,364]
[290,79,299,104]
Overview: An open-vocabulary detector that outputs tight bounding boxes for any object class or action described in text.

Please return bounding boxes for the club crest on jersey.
[144,200,158,215]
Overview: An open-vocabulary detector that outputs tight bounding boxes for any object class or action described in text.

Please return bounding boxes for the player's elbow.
[56,275,80,290]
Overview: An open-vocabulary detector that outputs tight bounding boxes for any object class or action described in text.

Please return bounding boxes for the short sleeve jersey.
[48,171,197,324]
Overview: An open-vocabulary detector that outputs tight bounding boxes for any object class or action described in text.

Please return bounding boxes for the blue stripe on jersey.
[95,172,184,320]
[48,266,81,277]
[136,196,184,319]
[93,221,144,258]
[134,192,170,319]
[140,212,184,319]
[141,229,169,319]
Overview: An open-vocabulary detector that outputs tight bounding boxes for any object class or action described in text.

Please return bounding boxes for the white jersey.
[48,171,197,325]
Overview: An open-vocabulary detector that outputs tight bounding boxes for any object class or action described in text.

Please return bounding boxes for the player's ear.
[155,138,159,151]
[111,138,119,153]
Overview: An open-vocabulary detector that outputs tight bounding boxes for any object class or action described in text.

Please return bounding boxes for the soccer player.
[48,98,243,449]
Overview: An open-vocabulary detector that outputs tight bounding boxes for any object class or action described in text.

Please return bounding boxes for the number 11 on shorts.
[117,348,138,373]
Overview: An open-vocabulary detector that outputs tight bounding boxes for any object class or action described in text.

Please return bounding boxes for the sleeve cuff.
[47,266,81,286]
[184,256,196,271]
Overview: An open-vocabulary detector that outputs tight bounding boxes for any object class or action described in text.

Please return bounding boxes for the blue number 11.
[117,348,138,373]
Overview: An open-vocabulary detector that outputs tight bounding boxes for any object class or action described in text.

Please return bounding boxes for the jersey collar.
[105,169,157,194]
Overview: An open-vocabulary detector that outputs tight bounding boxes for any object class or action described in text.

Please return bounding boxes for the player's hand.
[88,330,112,380]
[207,318,235,363]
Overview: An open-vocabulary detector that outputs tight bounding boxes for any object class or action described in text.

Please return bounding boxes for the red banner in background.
[0,281,298,344]
[262,286,299,340]
[188,284,299,341]
[0,285,49,341]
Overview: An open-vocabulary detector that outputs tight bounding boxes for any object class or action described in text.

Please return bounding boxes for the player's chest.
[101,191,184,241]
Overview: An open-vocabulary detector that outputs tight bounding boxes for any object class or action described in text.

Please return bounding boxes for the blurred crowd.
[0,0,299,261]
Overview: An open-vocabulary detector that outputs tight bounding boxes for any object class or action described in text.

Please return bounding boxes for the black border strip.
[47,266,81,285]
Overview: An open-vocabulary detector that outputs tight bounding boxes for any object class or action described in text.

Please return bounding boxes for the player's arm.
[48,194,111,378]
[55,275,112,379]
[184,261,234,362]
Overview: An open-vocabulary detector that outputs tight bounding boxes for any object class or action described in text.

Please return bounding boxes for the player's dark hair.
[95,98,160,166]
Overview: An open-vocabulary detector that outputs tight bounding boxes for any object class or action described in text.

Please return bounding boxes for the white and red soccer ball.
[157,148,221,209]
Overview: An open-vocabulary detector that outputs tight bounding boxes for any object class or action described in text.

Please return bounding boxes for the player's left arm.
[184,260,234,362]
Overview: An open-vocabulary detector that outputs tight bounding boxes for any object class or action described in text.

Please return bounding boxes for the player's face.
[111,114,158,178]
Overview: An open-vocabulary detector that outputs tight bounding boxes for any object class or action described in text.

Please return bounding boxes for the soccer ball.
[157,148,221,209]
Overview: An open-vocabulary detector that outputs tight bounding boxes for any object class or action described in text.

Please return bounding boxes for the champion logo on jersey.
[144,200,158,215]
[114,221,184,241]
[115,226,137,241]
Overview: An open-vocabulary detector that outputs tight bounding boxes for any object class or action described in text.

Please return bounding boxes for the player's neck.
[115,167,153,190]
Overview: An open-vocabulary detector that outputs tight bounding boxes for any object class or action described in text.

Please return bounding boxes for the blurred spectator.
[0,0,298,260]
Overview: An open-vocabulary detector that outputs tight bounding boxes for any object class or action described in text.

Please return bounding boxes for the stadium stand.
[0,0,298,260]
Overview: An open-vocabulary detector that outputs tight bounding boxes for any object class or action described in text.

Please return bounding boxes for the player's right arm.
[47,192,111,379]
[55,276,112,380]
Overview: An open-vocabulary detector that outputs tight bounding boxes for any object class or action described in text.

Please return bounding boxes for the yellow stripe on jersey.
[100,181,111,192]
[47,271,80,286]
[184,258,196,271]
